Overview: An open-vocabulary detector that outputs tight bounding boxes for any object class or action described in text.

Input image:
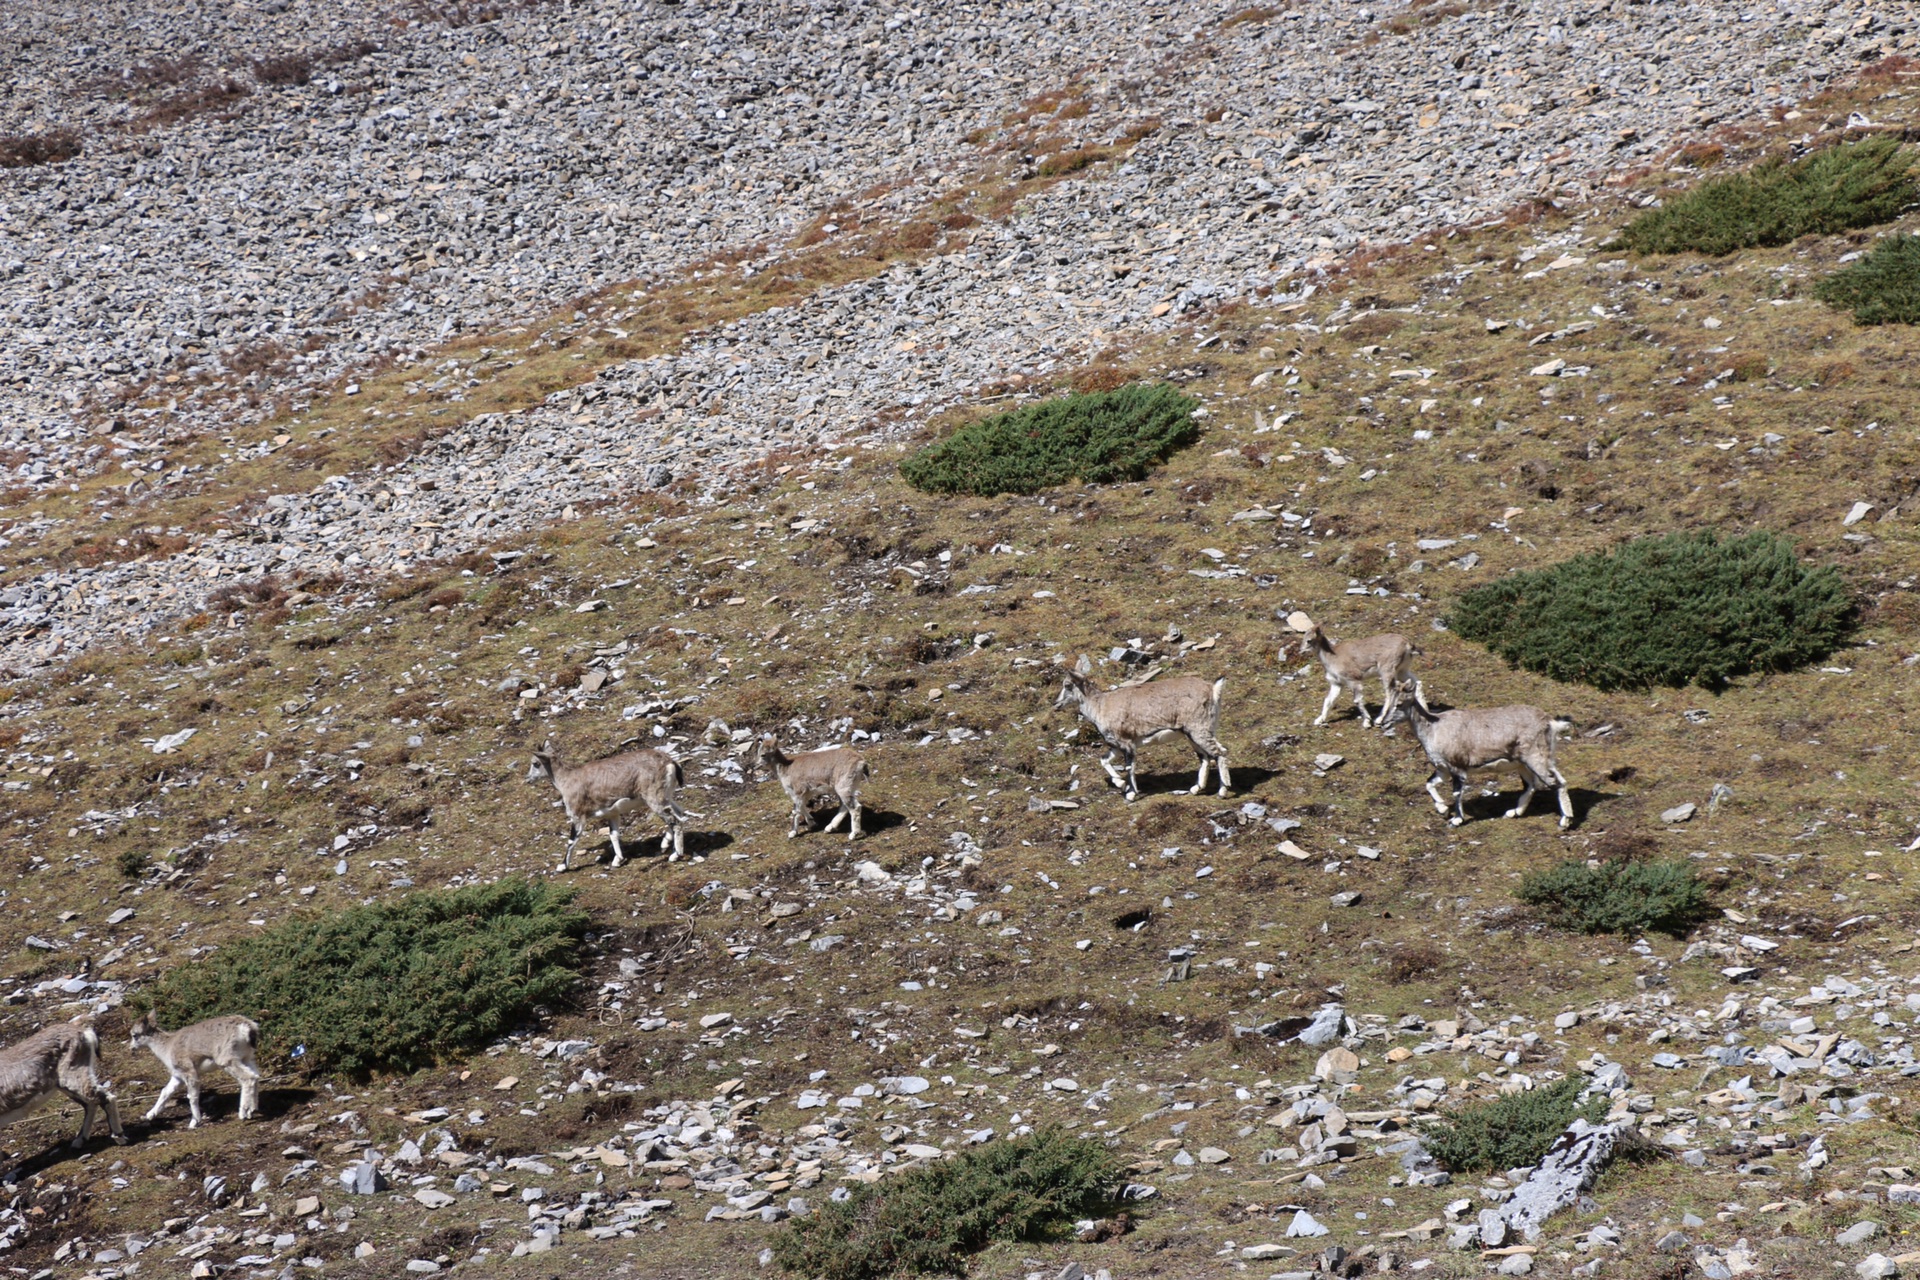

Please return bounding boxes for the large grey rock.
[340,1161,387,1196]
[1296,1004,1348,1046]
[1655,1230,1690,1253]
[1491,1120,1624,1241]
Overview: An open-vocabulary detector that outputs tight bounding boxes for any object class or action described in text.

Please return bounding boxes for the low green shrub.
[1620,137,1916,256]
[771,1128,1123,1280]
[1426,1076,1608,1174]
[146,879,586,1076]
[1815,233,1920,324]
[1448,530,1851,691]
[900,382,1199,497]
[1516,859,1713,937]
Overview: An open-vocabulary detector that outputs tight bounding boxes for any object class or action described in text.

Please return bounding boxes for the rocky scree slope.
[1,0,1911,672]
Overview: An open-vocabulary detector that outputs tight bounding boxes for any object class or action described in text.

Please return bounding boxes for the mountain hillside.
[2,2,1919,1278]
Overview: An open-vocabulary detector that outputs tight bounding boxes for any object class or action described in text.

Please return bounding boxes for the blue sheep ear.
[1073,654,1093,677]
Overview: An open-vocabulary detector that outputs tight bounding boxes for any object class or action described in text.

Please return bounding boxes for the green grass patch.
[1516,859,1714,937]
[900,382,1200,496]
[770,1128,1123,1280]
[1427,1075,1609,1174]
[1815,233,1920,324]
[1620,137,1916,256]
[146,880,586,1077]
[1448,530,1852,691]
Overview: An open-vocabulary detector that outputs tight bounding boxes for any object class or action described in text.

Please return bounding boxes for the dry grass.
[1366,0,1482,44]
[1675,141,1728,169]
[0,128,83,168]
[249,52,316,86]
[1220,5,1288,28]
[1384,941,1446,983]
[116,55,204,94]
[126,78,252,133]
[1033,145,1119,178]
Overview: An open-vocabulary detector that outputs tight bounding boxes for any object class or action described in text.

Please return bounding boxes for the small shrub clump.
[1620,137,1916,256]
[147,880,585,1076]
[1426,1076,1608,1174]
[1449,530,1851,691]
[1815,233,1920,325]
[251,53,315,86]
[1517,859,1713,937]
[771,1128,1122,1280]
[1385,941,1446,984]
[900,382,1200,497]
[129,79,252,134]
[0,129,83,169]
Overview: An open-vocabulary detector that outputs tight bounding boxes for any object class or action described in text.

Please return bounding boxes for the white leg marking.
[234,1063,261,1121]
[146,1076,182,1122]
